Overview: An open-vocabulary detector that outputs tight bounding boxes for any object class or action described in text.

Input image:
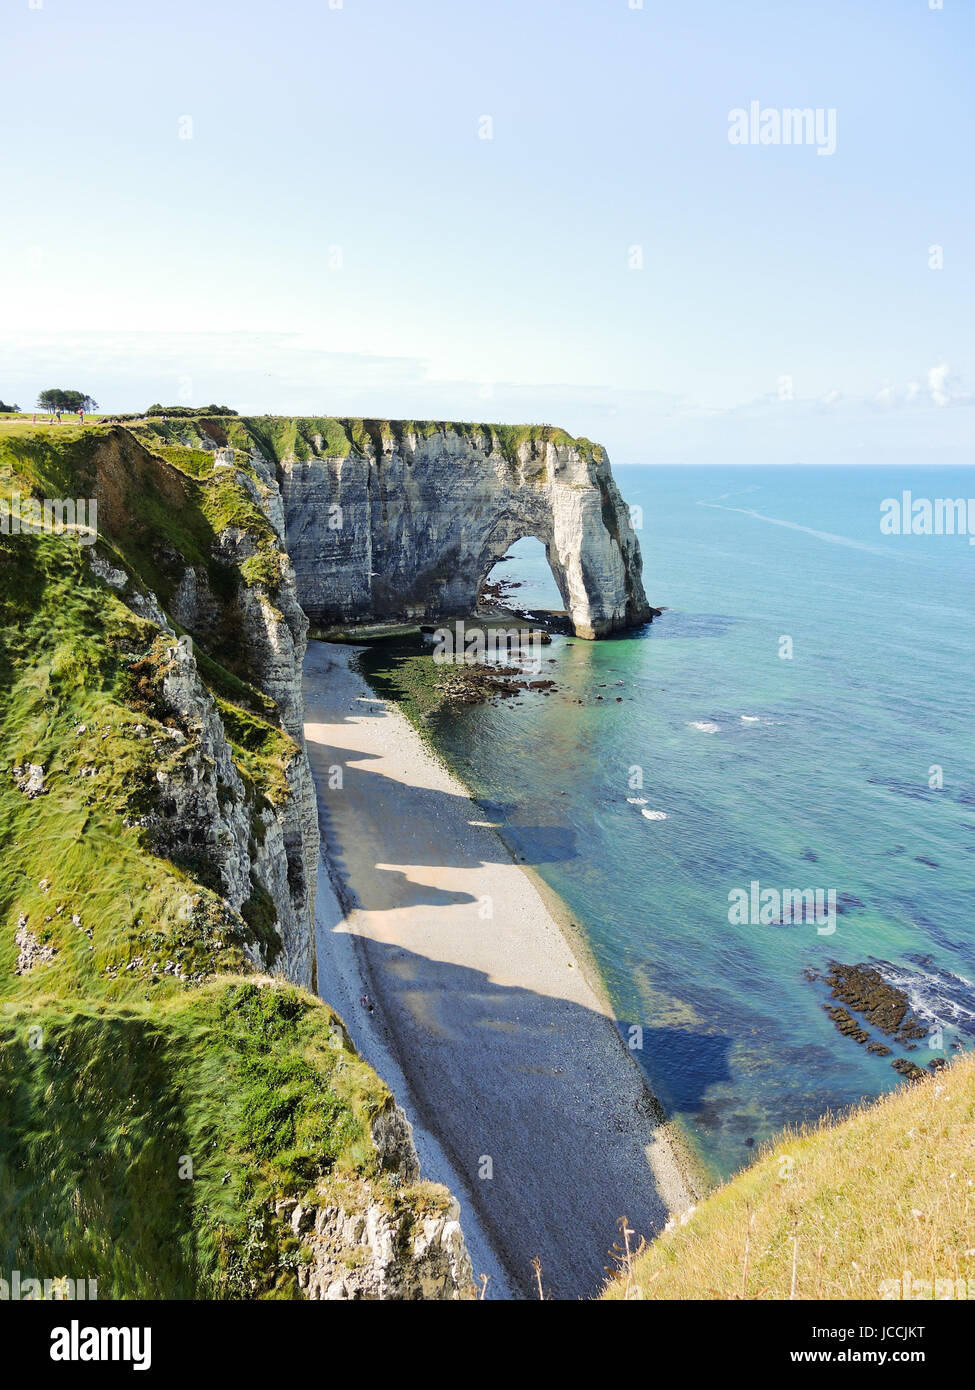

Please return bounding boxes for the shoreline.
[351,634,714,1202]
[310,856,515,1298]
[303,640,701,1299]
[511,856,713,1201]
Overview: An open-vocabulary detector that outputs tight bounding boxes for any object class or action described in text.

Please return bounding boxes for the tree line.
[1,393,240,418]
[37,389,99,414]
[146,403,238,417]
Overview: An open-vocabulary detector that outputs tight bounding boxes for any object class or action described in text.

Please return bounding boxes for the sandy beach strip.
[303,640,699,1300]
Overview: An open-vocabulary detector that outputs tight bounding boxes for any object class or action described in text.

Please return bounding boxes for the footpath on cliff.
[302,640,697,1299]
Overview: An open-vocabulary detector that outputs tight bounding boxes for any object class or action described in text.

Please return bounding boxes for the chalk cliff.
[271,421,651,639]
[87,425,320,989]
[60,413,650,981]
[0,417,482,1299]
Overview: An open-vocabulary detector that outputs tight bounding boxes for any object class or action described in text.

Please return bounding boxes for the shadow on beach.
[340,937,678,1300]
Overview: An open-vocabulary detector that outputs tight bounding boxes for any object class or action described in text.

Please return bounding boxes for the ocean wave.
[873,956,975,1038]
[688,720,721,733]
[641,809,669,821]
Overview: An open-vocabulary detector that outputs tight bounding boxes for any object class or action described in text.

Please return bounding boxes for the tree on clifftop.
[146,403,238,417]
[37,388,98,414]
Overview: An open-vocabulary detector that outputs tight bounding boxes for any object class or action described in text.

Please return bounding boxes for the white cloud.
[928,362,950,407]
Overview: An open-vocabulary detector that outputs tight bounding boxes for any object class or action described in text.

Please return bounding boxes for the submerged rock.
[824,961,928,1044]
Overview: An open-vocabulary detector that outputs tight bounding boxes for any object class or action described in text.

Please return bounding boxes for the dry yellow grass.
[603,1052,975,1300]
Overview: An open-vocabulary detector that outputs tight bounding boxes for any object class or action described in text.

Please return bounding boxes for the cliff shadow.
[618,1023,737,1118]
[305,731,578,911]
[333,936,683,1301]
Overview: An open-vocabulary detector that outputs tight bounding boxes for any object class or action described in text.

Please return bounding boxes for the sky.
[1,0,972,463]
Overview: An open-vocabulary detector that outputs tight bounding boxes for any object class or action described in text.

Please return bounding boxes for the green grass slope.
[106,410,606,468]
[603,1051,975,1301]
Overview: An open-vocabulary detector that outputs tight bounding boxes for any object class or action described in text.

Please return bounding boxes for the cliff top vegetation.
[603,1049,975,1301]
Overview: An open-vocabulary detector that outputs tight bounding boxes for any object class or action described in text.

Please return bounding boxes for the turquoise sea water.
[421,465,975,1180]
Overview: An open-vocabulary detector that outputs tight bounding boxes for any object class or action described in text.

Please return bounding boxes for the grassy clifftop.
[0,423,452,1298]
[2,411,608,481]
[109,412,607,468]
[603,1050,975,1301]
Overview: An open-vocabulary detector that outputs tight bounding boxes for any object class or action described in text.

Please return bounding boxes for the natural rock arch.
[279,422,652,639]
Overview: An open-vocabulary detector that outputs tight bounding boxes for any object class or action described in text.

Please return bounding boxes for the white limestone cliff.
[275,424,651,639]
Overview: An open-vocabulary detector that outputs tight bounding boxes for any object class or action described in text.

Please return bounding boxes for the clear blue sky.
[1,0,972,462]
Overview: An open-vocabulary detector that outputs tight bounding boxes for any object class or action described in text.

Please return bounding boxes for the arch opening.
[478,535,567,623]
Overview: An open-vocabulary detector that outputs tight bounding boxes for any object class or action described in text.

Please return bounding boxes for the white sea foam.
[874,958,975,1037]
[641,809,669,821]
[688,720,720,733]
[627,797,648,805]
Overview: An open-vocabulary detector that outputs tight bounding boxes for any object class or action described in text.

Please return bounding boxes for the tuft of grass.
[602,1051,975,1301]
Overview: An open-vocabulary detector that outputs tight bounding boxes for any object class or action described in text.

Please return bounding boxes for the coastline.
[349,634,713,1201]
[303,640,701,1299]
[512,856,713,1201]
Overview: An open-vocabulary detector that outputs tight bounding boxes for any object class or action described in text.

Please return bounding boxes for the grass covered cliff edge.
[0,418,472,1298]
[603,1050,975,1301]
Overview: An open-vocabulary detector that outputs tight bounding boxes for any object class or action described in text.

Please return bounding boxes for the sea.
[381,465,975,1180]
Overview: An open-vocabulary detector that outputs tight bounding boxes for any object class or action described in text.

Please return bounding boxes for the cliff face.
[274,422,651,639]
[288,1099,474,1300]
[0,419,476,1300]
[89,426,320,989]
[85,412,647,986]
[167,456,319,987]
